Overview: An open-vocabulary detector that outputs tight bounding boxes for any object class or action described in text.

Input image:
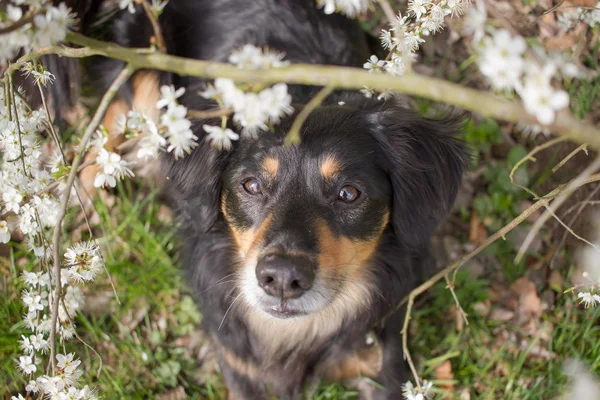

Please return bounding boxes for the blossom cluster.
[0,72,61,248]
[196,45,293,149]
[0,0,75,65]
[16,251,98,400]
[90,83,196,189]
[462,1,580,127]
[558,6,600,32]
[0,59,101,398]
[574,223,600,309]
[316,0,371,18]
[361,0,470,99]
[476,28,571,125]
[200,78,293,144]
[402,379,434,400]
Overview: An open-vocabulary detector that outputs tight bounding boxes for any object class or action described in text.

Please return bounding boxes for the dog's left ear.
[366,107,468,249]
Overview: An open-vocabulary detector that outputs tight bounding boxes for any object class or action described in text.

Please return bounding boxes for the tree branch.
[48,64,135,372]
[7,32,599,151]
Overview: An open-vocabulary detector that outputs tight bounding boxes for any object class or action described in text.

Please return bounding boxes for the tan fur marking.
[221,346,261,381]
[131,71,161,120]
[230,213,273,257]
[323,341,383,382]
[261,156,280,178]
[103,98,130,137]
[315,219,381,277]
[320,155,340,180]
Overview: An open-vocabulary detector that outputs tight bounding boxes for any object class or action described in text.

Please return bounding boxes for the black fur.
[56,0,468,398]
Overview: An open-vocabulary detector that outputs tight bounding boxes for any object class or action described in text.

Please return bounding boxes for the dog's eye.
[242,178,262,195]
[338,185,360,203]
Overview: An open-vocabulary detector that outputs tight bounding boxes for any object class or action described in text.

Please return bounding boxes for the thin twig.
[284,85,334,146]
[516,157,600,263]
[141,0,166,52]
[187,107,233,120]
[509,138,600,257]
[509,136,568,198]
[553,143,589,173]
[0,13,38,35]
[549,184,600,269]
[377,0,397,23]
[60,298,104,377]
[445,274,469,326]
[48,65,135,372]
[8,73,28,175]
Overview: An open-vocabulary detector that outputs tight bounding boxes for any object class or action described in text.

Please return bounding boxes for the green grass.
[2,172,599,399]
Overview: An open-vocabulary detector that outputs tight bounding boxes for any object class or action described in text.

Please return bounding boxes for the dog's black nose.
[256,254,316,299]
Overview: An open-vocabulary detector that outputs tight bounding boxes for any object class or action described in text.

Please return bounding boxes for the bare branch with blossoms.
[20,31,599,152]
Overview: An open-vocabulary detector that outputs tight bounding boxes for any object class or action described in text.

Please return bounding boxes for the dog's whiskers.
[218,292,243,331]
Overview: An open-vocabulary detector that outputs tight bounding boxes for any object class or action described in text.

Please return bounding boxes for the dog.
[53,0,468,397]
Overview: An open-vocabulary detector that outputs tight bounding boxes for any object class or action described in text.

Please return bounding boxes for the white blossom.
[165,126,199,158]
[0,220,10,243]
[94,149,134,188]
[409,0,431,20]
[203,125,239,151]
[518,79,569,125]
[478,29,526,91]
[18,355,36,375]
[25,380,39,393]
[19,335,34,354]
[22,290,44,313]
[30,333,49,353]
[3,186,23,213]
[464,0,486,44]
[229,44,290,69]
[316,0,370,17]
[22,270,42,287]
[119,0,136,14]
[32,4,75,48]
[258,83,294,123]
[363,55,385,72]
[137,128,167,159]
[402,380,433,400]
[64,242,104,284]
[156,85,186,109]
[161,104,191,133]
[578,292,600,308]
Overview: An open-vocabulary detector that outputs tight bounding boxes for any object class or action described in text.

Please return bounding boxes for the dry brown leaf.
[510,276,542,326]
[549,270,564,292]
[489,308,515,322]
[157,386,187,400]
[469,212,487,245]
[450,305,465,332]
[434,360,455,393]
[569,0,597,6]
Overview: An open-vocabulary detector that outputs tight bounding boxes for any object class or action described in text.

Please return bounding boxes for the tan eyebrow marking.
[320,154,340,180]
[261,156,280,178]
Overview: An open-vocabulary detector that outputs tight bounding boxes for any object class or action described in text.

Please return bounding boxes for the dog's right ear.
[161,123,232,233]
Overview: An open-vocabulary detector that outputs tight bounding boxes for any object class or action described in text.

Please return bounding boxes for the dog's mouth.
[266,301,307,318]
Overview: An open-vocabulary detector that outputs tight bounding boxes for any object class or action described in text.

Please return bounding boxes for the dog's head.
[166,102,467,320]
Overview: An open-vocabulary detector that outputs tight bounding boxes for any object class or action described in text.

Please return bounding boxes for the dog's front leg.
[371,312,412,400]
[218,353,270,400]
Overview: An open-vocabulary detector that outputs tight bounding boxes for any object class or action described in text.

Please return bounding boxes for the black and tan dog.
[54,0,468,398]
